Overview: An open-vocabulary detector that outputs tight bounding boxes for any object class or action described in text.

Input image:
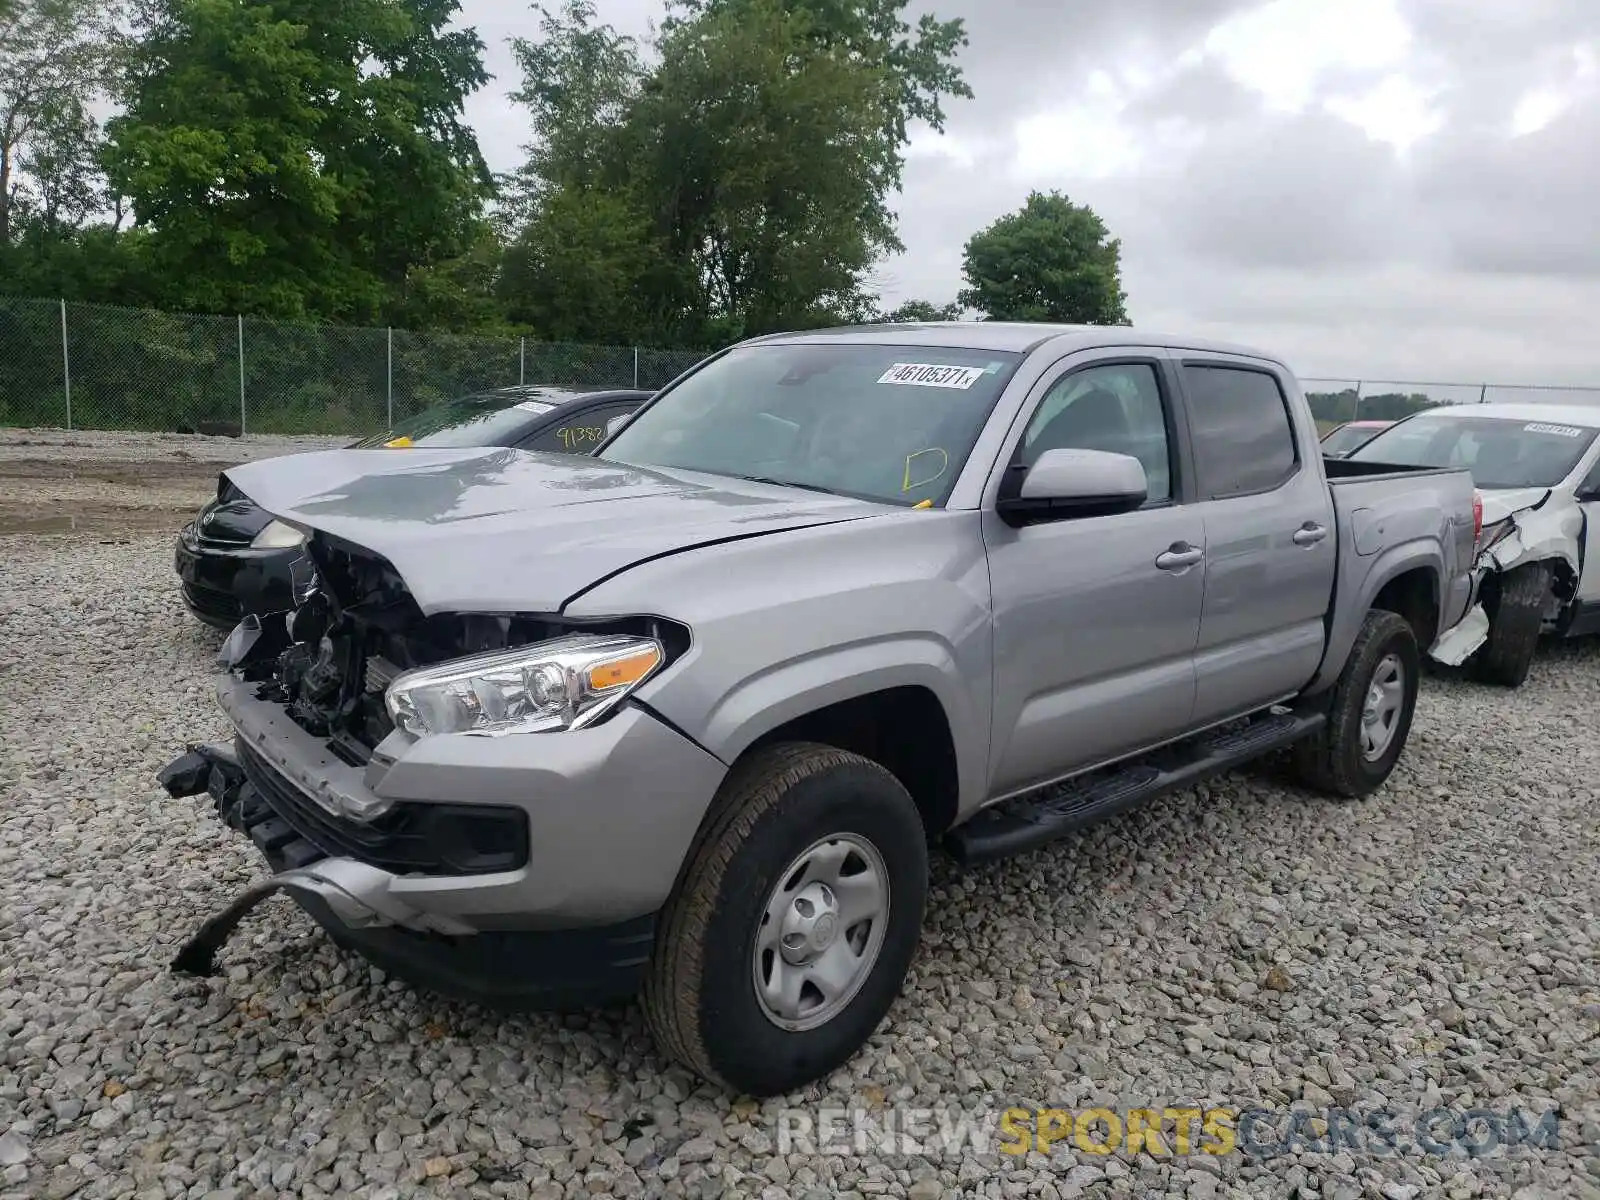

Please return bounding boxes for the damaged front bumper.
[158,742,661,1009]
[160,743,476,978]
[1428,601,1490,667]
[1424,549,1492,667]
[159,602,727,1007]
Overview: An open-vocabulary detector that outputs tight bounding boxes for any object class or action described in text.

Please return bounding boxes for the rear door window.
[1183,365,1298,499]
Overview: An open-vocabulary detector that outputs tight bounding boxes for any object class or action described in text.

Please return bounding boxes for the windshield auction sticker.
[1523,422,1586,437]
[878,363,986,389]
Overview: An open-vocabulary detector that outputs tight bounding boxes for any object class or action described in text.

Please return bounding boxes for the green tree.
[877,298,963,322]
[1305,389,1358,424]
[388,221,511,333]
[503,0,642,213]
[498,187,657,342]
[0,0,125,246]
[958,191,1129,325]
[629,0,901,340]
[17,96,109,235]
[665,0,969,192]
[103,0,493,322]
[503,0,969,344]
[1359,392,1437,421]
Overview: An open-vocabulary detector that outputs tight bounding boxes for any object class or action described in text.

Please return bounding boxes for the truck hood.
[1477,486,1552,526]
[222,446,889,614]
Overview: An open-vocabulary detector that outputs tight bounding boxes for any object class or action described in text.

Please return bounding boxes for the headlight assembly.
[252,519,308,550]
[385,633,665,738]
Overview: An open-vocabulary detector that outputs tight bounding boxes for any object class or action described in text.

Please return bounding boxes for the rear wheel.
[643,743,928,1096]
[1468,562,1552,688]
[1291,609,1419,799]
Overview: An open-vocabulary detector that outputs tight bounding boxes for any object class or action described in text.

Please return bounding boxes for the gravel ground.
[3,459,1600,1198]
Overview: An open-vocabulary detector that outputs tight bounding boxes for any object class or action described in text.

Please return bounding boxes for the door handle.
[1292,523,1329,546]
[1155,543,1204,571]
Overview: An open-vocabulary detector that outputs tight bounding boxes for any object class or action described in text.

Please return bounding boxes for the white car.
[1347,402,1600,686]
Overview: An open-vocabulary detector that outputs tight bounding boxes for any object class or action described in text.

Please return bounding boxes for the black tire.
[1468,562,1552,688]
[642,742,928,1097]
[1291,609,1419,799]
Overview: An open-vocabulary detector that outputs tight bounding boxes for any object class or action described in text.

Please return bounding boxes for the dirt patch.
[0,428,331,531]
[0,456,228,489]
[0,457,216,536]
[0,427,346,536]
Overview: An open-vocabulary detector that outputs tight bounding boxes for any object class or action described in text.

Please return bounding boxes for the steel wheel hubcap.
[753,833,890,1032]
[1360,653,1405,761]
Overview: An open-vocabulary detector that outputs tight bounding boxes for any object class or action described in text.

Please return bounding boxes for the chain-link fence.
[0,297,708,436]
[5,298,1597,437]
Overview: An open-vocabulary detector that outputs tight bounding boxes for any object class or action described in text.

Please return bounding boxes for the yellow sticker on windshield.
[383,436,413,448]
[903,448,949,492]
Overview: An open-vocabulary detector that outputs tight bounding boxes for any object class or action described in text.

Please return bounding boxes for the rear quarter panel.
[1305,469,1477,695]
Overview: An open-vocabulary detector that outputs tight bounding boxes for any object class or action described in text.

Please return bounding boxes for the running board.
[946,709,1326,867]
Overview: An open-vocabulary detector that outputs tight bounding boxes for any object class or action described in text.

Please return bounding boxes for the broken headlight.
[384,634,664,738]
[253,519,308,550]
[1476,518,1515,558]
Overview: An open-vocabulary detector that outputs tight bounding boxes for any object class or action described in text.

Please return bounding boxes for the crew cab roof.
[740,321,1285,364]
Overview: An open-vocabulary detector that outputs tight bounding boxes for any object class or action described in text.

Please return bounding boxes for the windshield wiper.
[732,474,843,496]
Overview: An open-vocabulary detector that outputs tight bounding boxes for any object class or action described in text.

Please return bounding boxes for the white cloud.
[456,0,1600,383]
[1323,74,1443,151]
[1510,42,1599,135]
[1199,0,1413,113]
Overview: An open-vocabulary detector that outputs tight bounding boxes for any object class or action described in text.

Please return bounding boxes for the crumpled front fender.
[1481,502,1583,579]
[1427,496,1581,667]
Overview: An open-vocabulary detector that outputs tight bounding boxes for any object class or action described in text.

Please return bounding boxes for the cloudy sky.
[457,0,1600,390]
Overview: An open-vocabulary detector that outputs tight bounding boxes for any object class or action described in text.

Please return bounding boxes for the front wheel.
[643,743,928,1096]
[1291,609,1420,799]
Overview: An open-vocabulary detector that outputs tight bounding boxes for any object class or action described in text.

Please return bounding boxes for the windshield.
[598,343,1023,506]
[353,393,559,448]
[1350,412,1600,489]
[1320,423,1386,457]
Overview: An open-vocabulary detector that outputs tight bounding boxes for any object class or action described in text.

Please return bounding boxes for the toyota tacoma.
[160,323,1482,1096]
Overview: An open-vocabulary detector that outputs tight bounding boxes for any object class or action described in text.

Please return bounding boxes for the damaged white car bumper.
[1429,601,1490,666]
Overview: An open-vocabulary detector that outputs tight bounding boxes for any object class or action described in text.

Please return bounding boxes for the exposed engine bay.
[227,532,681,763]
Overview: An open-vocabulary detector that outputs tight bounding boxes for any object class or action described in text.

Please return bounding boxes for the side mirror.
[998,448,1148,525]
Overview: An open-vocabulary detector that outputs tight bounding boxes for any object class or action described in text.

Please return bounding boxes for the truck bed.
[1321,455,1460,482]
[1306,458,1478,696]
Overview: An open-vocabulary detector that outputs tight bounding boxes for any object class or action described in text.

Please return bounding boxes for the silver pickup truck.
[160,323,1480,1096]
